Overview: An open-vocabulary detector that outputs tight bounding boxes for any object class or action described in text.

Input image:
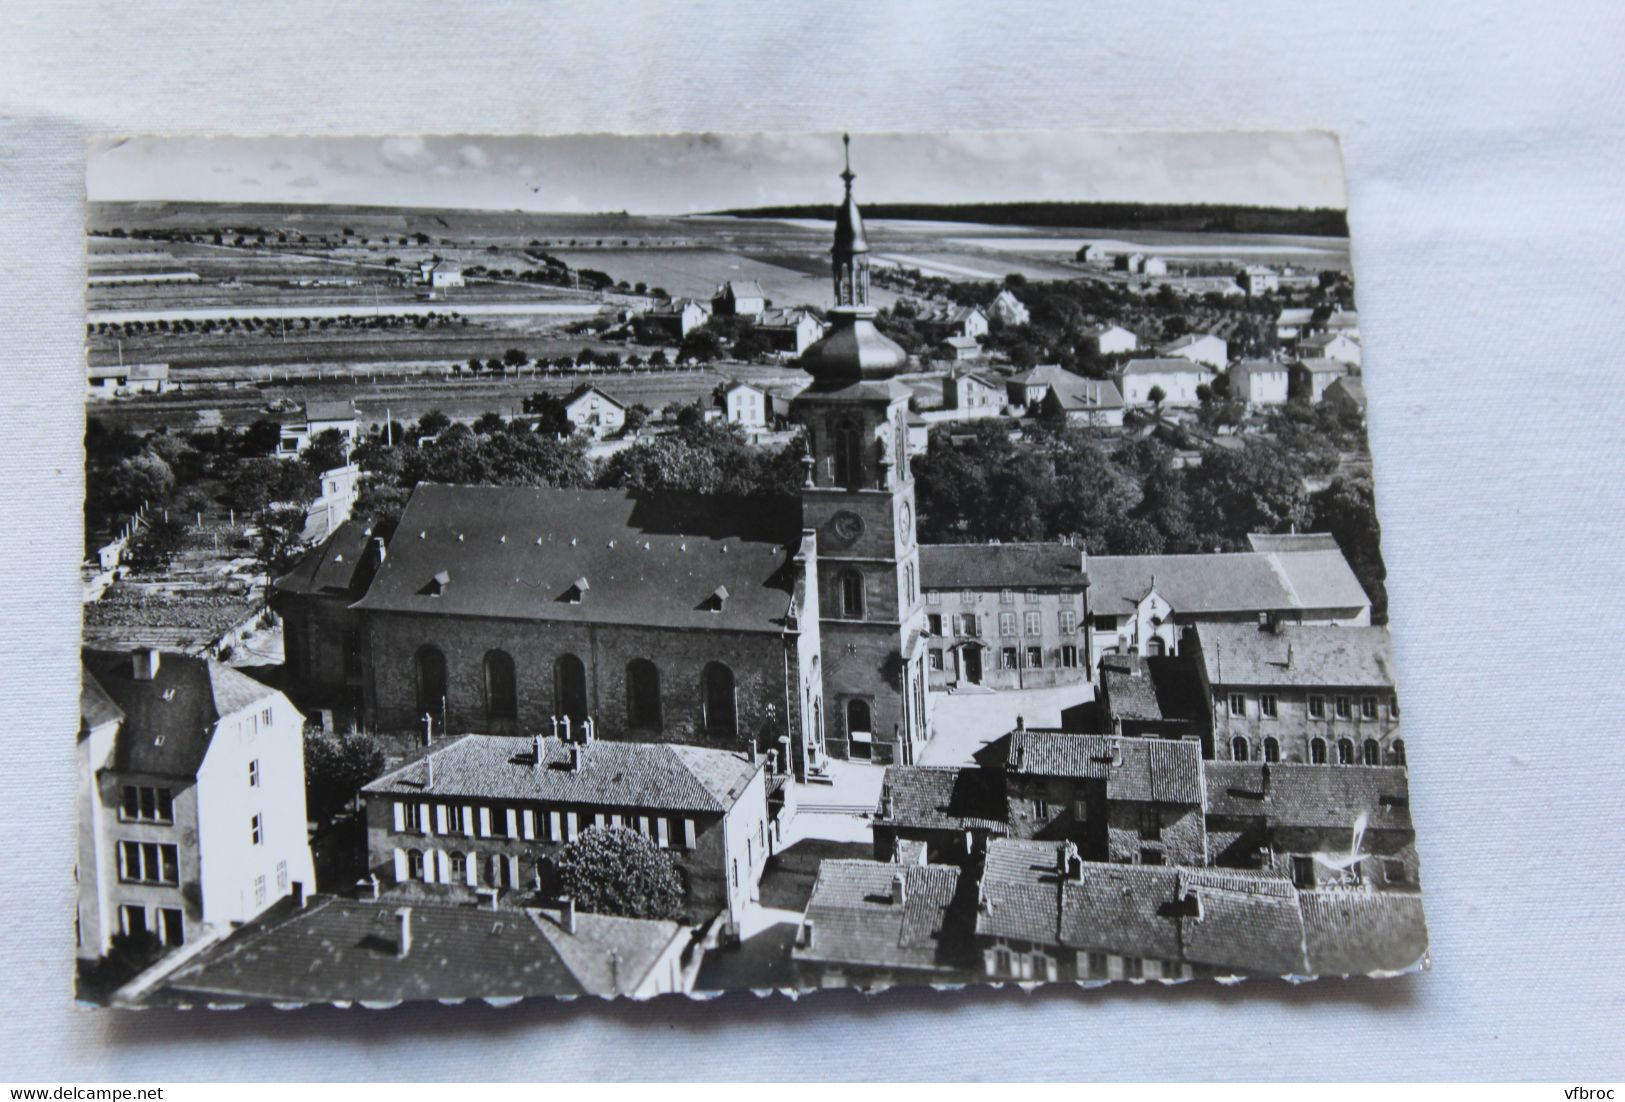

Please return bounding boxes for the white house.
[1238,266,1280,295]
[278,400,359,459]
[1229,360,1292,407]
[1109,358,1217,407]
[1115,252,1146,273]
[942,369,1004,413]
[1276,307,1315,342]
[1039,377,1126,427]
[755,308,828,356]
[1080,324,1139,357]
[1141,256,1169,277]
[300,463,360,544]
[1157,332,1229,370]
[78,648,316,961]
[642,298,712,339]
[1298,331,1363,366]
[985,289,1030,326]
[722,381,769,428]
[87,363,171,401]
[418,259,464,289]
[712,280,767,318]
[562,385,627,438]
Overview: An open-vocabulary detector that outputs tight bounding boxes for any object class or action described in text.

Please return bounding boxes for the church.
[274,138,931,779]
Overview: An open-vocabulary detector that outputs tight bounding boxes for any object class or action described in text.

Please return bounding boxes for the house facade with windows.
[362,730,773,925]
[985,289,1029,326]
[755,308,827,356]
[712,280,767,319]
[1080,324,1139,357]
[1229,360,1292,407]
[918,543,1090,692]
[720,381,769,428]
[1297,331,1363,366]
[1187,620,1403,766]
[941,369,1003,413]
[562,385,627,438]
[77,648,316,961]
[641,297,712,340]
[278,399,359,459]
[1038,376,1126,426]
[1109,358,1218,406]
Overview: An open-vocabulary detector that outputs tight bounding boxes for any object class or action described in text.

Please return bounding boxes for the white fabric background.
[2,0,1622,1082]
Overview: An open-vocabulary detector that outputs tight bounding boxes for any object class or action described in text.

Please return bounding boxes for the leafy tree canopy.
[548,826,685,921]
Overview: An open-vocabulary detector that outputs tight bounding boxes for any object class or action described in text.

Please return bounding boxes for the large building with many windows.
[77,648,316,961]
[918,544,1090,692]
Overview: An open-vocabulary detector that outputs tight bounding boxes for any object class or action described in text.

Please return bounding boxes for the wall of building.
[91,767,201,954]
[276,591,363,706]
[195,695,317,932]
[362,610,808,759]
[925,587,1089,692]
[1207,684,1403,764]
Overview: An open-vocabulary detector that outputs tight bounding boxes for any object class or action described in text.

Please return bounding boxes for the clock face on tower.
[830,510,865,547]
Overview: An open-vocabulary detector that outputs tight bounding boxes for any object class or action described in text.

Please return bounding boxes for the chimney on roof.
[533,733,545,770]
[559,715,572,742]
[582,717,595,744]
[559,895,576,934]
[371,536,387,566]
[568,742,583,772]
[131,646,161,681]
[425,757,434,788]
[368,874,380,901]
[1286,642,1294,667]
[891,872,907,906]
[880,791,894,820]
[291,880,307,908]
[1015,714,1025,731]
[1261,764,1272,797]
[799,919,814,949]
[395,907,413,959]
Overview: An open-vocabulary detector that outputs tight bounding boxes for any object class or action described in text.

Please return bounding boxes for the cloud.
[288,175,320,189]
[379,136,433,172]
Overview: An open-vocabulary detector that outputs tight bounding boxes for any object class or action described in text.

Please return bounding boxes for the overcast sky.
[87,131,1347,212]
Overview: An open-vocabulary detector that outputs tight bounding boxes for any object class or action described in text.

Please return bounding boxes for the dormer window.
[566,577,589,604]
[708,585,729,613]
[427,570,450,597]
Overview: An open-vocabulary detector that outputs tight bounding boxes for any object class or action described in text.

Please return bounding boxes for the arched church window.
[483,649,517,720]
[415,645,446,717]
[701,662,737,738]
[626,658,661,730]
[841,569,865,618]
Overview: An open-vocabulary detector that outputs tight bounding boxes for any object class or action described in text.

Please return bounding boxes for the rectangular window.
[120,785,174,824]
[732,859,739,888]
[1059,609,1078,635]
[1093,614,1119,631]
[261,706,273,727]
[958,613,978,637]
[254,875,267,907]
[1390,695,1401,719]
[446,805,465,834]
[960,589,975,604]
[276,859,288,891]
[927,590,941,606]
[158,907,184,947]
[1025,589,1040,604]
[487,807,508,838]
[250,814,263,846]
[1140,807,1162,840]
[928,613,943,636]
[119,904,147,938]
[1260,694,1278,719]
[1308,695,1326,719]
[928,649,944,671]
[1000,589,1015,605]
[248,759,260,788]
[1086,951,1108,978]
[1228,693,1246,716]
[1001,647,1018,670]
[999,612,1017,637]
[1024,611,1041,636]
[118,841,179,885]
[1361,695,1379,720]
[1061,645,1079,668]
[1124,957,1144,980]
[1335,695,1352,719]
[1025,646,1043,669]
[404,802,424,833]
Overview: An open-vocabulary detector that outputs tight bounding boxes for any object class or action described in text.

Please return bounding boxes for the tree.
[253,502,311,576]
[547,826,685,920]
[623,403,652,433]
[502,348,529,369]
[303,730,387,825]
[299,428,350,477]
[124,515,189,574]
[1311,476,1389,624]
[522,391,572,436]
[472,411,508,436]
[100,450,175,515]
[416,410,452,437]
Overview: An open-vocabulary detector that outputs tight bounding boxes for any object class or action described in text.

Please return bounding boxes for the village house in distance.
[77,131,1423,1006]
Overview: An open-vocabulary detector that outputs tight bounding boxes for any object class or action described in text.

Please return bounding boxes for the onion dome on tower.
[799,134,909,386]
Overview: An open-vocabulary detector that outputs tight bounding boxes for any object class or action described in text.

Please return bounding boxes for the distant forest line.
[713,201,1349,238]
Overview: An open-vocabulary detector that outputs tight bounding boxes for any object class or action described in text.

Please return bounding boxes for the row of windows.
[118,840,179,885]
[927,590,1080,606]
[1230,735,1407,766]
[119,903,184,946]
[927,610,1080,639]
[1227,692,1399,721]
[928,645,1082,671]
[119,785,173,824]
[413,647,739,736]
[391,799,699,850]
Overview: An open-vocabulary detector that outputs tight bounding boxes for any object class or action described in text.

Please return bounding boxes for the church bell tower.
[792,135,930,766]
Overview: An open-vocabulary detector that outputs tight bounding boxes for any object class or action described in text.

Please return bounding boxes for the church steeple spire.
[801,133,905,384]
